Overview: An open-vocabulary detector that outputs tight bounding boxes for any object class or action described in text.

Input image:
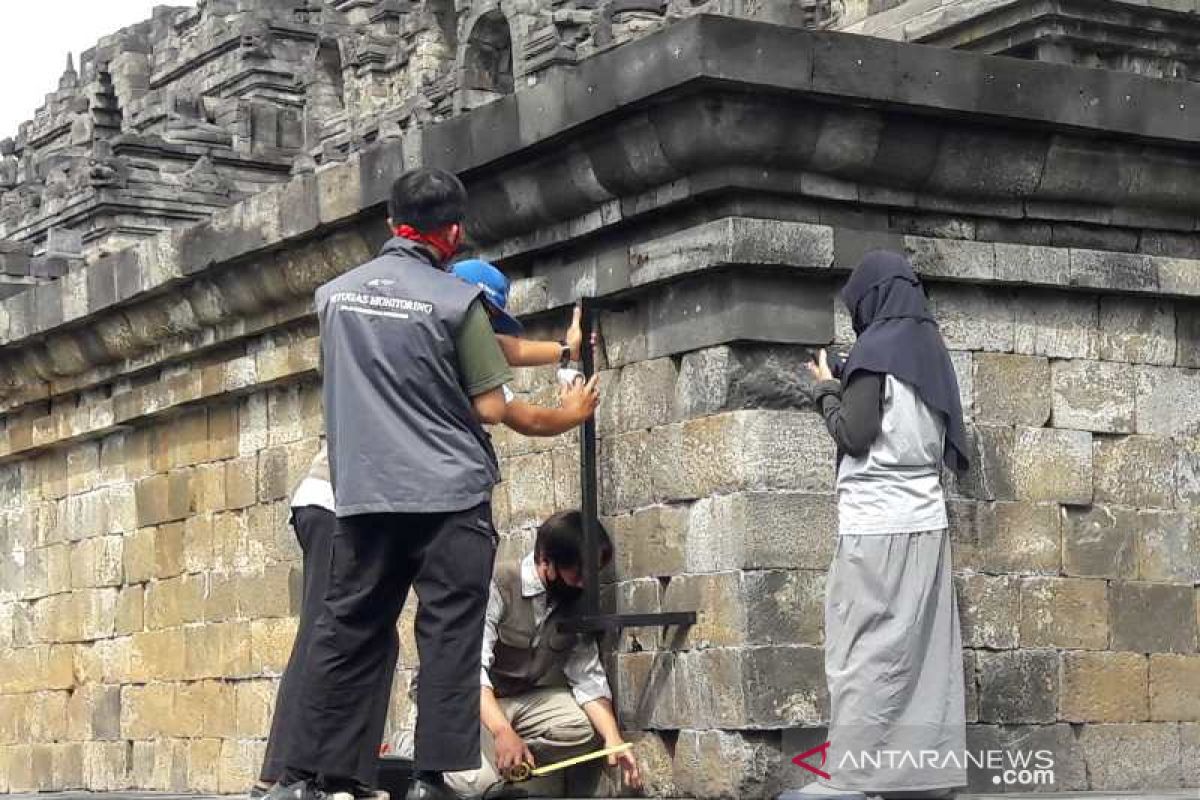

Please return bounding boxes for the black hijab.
[839,251,970,473]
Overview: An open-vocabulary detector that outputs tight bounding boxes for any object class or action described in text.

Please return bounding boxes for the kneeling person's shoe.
[266,781,328,800]
[405,778,459,800]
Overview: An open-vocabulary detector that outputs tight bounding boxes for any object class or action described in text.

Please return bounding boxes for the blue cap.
[452,259,524,335]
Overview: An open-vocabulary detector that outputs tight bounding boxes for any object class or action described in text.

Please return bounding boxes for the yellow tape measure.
[503,742,634,783]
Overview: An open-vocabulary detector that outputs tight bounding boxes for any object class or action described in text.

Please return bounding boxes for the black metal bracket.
[567,296,697,635]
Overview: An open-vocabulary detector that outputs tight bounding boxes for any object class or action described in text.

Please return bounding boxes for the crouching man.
[445,511,642,798]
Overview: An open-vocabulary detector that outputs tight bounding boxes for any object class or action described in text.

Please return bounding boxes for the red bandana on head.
[395,224,459,265]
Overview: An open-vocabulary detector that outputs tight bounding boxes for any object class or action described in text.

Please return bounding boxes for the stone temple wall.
[0,8,1199,798]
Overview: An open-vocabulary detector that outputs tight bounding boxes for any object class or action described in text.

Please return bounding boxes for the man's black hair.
[534,510,613,571]
[388,168,468,232]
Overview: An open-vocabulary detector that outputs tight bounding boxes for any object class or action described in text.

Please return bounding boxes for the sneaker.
[328,787,390,800]
[249,783,272,800]
[405,778,459,800]
[267,781,328,800]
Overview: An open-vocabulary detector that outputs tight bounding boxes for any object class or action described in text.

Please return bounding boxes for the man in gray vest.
[444,511,642,798]
[276,168,514,800]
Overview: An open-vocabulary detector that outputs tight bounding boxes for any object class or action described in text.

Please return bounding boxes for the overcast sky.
[0,1,196,140]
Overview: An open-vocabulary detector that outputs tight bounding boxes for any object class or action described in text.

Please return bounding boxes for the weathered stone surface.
[1136,365,1200,436]
[1061,651,1148,723]
[927,285,1014,352]
[650,412,835,504]
[609,357,678,433]
[971,426,1092,504]
[504,451,557,527]
[630,217,833,286]
[673,730,781,800]
[956,574,1019,649]
[645,272,835,360]
[1135,510,1199,584]
[1182,723,1200,789]
[1063,505,1138,579]
[972,353,1050,426]
[963,723,1088,792]
[1070,250,1157,293]
[599,430,653,515]
[1110,582,1198,654]
[1098,297,1177,365]
[1078,723,1182,791]
[674,345,817,420]
[668,646,827,730]
[743,570,824,647]
[1150,654,1200,722]
[963,650,979,724]
[978,650,1059,724]
[1174,434,1200,512]
[1093,434,1176,509]
[661,572,746,649]
[661,570,823,648]
[607,505,687,579]
[1020,577,1108,650]
[1051,359,1136,433]
[950,500,1061,575]
[615,651,678,729]
[993,242,1071,285]
[1014,291,1099,359]
[686,491,837,572]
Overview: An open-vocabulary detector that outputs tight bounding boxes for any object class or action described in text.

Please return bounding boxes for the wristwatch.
[558,341,572,367]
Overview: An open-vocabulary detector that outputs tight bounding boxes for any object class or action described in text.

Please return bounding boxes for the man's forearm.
[581,697,623,745]
[481,686,512,737]
[497,335,563,368]
[503,400,580,437]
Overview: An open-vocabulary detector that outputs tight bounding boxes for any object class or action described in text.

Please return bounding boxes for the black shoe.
[267,780,327,800]
[327,785,390,800]
[405,778,458,800]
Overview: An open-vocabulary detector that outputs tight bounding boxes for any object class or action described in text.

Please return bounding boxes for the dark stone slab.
[111,248,144,305]
[645,270,834,359]
[30,256,71,280]
[86,254,118,313]
[33,283,64,331]
[831,227,905,270]
[0,243,32,276]
[278,173,320,240]
[358,139,406,212]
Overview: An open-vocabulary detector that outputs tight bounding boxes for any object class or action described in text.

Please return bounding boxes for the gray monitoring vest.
[315,238,499,517]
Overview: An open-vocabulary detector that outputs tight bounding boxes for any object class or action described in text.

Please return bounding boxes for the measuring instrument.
[502,742,634,783]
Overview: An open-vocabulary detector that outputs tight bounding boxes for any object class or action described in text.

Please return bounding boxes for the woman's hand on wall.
[807,348,835,382]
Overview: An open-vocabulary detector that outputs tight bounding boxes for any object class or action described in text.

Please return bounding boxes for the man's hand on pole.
[566,304,584,361]
[560,374,600,423]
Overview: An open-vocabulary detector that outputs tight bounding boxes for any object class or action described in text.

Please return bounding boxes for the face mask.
[545,576,584,606]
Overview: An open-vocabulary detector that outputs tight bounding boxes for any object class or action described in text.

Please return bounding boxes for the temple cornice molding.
[3,15,1200,410]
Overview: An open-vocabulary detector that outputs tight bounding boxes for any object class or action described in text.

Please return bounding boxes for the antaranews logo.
[792,744,1056,788]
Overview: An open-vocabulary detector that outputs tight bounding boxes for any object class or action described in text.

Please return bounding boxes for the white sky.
[0,1,196,139]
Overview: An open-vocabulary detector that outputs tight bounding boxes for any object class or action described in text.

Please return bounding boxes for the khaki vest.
[488,561,581,698]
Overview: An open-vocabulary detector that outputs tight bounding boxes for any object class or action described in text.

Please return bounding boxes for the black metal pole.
[579,298,600,617]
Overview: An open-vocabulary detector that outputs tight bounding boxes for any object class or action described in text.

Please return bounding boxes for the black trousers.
[259,506,400,786]
[288,502,496,780]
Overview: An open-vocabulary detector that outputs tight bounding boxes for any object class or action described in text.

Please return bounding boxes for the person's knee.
[548,704,597,749]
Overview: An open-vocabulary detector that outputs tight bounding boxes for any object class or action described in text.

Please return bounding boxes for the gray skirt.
[823,530,967,793]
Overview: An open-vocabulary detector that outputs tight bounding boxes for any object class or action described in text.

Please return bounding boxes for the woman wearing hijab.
[781,251,971,800]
